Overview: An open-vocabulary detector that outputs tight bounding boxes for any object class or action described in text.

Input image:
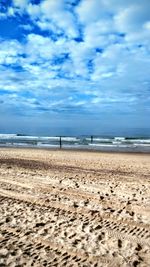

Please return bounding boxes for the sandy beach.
[0,148,150,267]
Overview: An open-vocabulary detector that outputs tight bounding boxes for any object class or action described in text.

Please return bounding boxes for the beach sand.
[0,148,150,267]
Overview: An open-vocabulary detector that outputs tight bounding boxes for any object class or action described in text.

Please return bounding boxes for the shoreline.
[0,145,150,155]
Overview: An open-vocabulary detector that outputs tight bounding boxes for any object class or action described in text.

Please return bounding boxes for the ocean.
[0,134,150,153]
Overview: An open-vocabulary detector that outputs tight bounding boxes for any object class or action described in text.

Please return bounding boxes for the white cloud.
[113,2,150,45]
[144,21,150,30]
[0,40,23,65]
[8,1,78,38]
[0,0,150,124]
[7,7,15,16]
[0,12,7,19]
[68,40,95,77]
[115,6,150,35]
[25,34,55,61]
[115,5,150,32]
[33,0,78,38]
[102,0,134,12]
[76,0,150,47]
[13,0,29,9]
[20,24,33,31]
[76,0,106,24]
[27,3,41,18]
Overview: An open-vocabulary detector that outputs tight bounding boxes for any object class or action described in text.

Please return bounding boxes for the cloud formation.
[0,0,150,135]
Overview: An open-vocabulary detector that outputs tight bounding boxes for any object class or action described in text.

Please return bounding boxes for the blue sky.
[0,0,150,136]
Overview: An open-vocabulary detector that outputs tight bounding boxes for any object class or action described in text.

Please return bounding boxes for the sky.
[0,0,150,136]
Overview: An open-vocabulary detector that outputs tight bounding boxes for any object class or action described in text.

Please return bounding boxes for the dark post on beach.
[59,136,62,149]
[91,135,93,144]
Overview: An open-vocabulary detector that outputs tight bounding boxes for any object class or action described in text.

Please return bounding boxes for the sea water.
[0,134,150,152]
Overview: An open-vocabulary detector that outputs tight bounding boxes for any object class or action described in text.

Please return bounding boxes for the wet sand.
[0,148,150,267]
